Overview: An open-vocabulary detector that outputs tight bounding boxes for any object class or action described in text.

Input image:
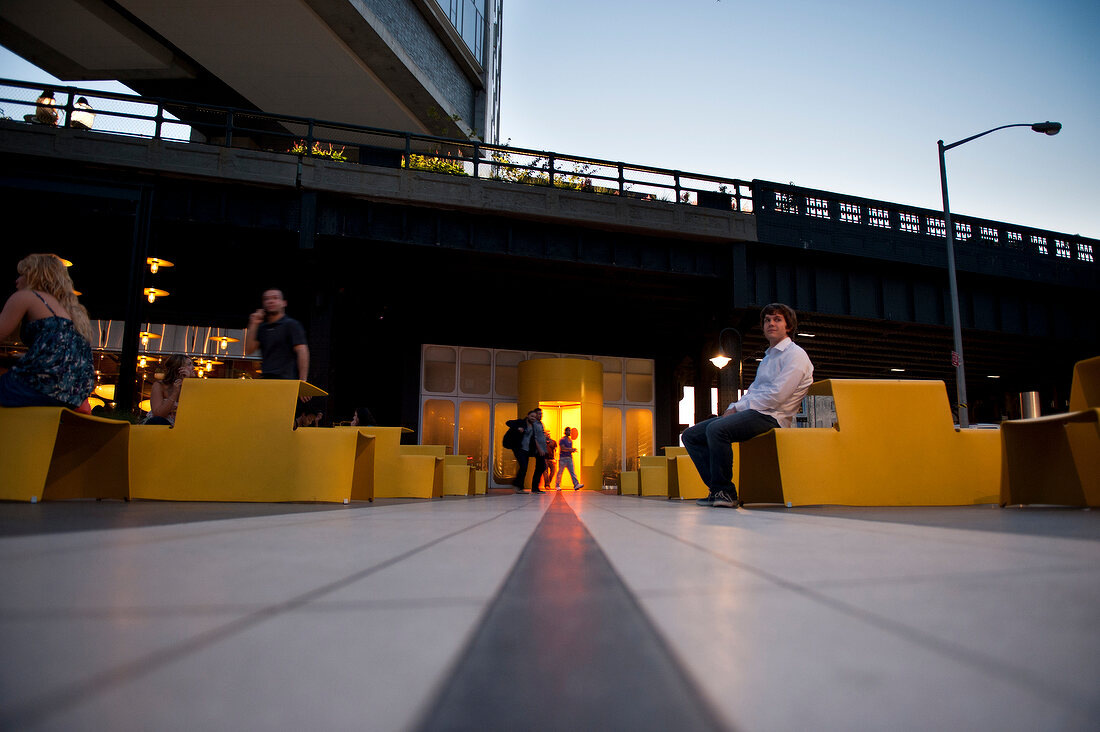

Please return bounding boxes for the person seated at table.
[34,90,58,126]
[0,253,95,409]
[350,405,377,426]
[144,355,194,426]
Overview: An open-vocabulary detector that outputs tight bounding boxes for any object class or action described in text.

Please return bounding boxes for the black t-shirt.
[258,316,307,379]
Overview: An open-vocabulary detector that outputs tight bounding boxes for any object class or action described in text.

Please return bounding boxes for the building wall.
[364,0,476,127]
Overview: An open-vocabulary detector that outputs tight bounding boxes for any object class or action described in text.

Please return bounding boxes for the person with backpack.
[504,408,546,493]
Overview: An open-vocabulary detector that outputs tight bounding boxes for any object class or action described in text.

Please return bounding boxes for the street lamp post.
[710,327,743,414]
[937,121,1061,428]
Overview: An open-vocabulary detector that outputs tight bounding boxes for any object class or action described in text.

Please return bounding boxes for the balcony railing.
[0,78,753,212]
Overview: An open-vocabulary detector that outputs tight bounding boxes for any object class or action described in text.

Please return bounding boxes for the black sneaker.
[575,484,584,491]
[695,494,715,507]
[712,490,737,508]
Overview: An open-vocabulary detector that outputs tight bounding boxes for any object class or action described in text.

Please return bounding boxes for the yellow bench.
[356,428,444,499]
[739,379,1001,506]
[129,379,373,502]
[0,406,129,502]
[664,446,711,501]
[401,447,471,497]
[638,455,671,497]
[1000,356,1099,507]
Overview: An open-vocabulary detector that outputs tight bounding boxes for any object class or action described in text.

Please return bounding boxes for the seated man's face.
[762,313,789,344]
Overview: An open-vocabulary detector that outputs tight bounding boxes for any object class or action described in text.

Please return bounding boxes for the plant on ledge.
[403,152,469,176]
[289,139,348,162]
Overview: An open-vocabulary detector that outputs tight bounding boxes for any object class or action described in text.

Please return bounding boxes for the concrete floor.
[1,493,1097,731]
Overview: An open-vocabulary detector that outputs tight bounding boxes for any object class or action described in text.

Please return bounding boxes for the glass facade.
[435,0,486,62]
[420,346,655,487]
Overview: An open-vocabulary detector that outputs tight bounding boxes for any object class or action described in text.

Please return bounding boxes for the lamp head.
[1031,121,1061,136]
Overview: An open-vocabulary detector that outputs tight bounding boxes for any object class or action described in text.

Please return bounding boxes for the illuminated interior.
[538,401,582,488]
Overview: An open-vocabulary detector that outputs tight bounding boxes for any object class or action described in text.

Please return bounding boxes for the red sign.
[951,351,959,367]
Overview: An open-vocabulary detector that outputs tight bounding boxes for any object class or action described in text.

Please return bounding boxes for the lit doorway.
[540,400,581,488]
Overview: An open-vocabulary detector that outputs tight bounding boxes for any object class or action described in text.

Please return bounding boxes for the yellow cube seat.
[129,379,372,502]
[0,407,129,502]
[739,379,1001,506]
[1000,356,1099,507]
[356,428,444,498]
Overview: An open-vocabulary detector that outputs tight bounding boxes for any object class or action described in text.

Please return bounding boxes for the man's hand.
[721,405,738,417]
[249,309,264,326]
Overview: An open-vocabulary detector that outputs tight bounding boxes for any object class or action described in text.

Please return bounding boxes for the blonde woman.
[0,253,95,408]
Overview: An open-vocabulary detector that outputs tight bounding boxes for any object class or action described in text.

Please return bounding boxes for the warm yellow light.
[87,397,105,409]
[208,336,241,350]
[93,384,116,400]
[139,399,151,412]
[710,355,732,369]
[144,288,169,303]
[146,257,174,274]
[139,330,161,348]
[58,258,73,267]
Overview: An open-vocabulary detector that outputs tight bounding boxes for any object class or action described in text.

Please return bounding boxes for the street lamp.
[710,327,743,392]
[938,121,1061,428]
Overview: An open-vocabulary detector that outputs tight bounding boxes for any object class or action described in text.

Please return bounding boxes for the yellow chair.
[0,407,129,502]
[619,470,639,495]
[739,379,1001,506]
[356,427,444,498]
[129,380,373,502]
[1000,356,1100,507]
[472,469,487,495]
[663,446,711,501]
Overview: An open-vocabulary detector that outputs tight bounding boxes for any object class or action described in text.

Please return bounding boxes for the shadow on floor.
[0,496,488,537]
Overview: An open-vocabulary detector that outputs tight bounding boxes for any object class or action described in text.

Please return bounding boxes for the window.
[459,348,491,394]
[979,226,999,245]
[927,217,946,237]
[625,359,654,403]
[806,197,829,219]
[899,212,920,234]
[839,202,861,224]
[423,346,456,392]
[955,222,971,241]
[1076,242,1094,263]
[774,191,798,214]
[624,408,654,472]
[458,401,491,470]
[869,208,890,229]
[1031,235,1049,255]
[422,399,455,453]
[494,351,522,397]
[597,356,623,402]
[1054,239,1072,259]
[1006,231,1023,250]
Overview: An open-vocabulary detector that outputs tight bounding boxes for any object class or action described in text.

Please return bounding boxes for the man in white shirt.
[683,303,814,508]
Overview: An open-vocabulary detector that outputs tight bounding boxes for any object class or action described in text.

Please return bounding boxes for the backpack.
[503,426,521,450]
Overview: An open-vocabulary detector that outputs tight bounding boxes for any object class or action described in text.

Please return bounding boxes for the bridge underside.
[0,142,1094,440]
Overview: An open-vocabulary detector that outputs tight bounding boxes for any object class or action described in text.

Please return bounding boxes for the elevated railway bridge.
[0,81,1095,445]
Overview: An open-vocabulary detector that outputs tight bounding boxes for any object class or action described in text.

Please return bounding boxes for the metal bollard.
[1019,391,1041,419]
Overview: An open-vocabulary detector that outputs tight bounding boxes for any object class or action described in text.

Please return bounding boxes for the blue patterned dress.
[6,293,95,408]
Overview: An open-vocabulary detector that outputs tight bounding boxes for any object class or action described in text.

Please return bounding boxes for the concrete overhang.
[0,0,471,137]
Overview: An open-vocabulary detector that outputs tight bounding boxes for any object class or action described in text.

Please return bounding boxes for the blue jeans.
[681,410,779,493]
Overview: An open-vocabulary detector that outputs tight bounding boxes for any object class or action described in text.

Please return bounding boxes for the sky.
[497,0,1100,238]
[1,0,1097,238]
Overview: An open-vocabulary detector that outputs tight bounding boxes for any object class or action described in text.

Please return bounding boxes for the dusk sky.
[499,0,1099,238]
[2,0,1096,237]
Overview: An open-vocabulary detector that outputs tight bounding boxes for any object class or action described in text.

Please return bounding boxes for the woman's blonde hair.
[18,253,95,343]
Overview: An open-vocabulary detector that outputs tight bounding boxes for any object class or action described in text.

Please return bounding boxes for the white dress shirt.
[729,336,813,428]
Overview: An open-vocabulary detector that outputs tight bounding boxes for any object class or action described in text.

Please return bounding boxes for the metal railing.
[755,180,1096,267]
[0,78,754,212]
